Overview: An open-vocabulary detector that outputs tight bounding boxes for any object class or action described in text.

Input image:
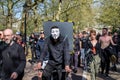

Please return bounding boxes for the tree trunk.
[7,0,13,28]
[55,2,62,20]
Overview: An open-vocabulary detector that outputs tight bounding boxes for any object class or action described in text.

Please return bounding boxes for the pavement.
[23,61,120,80]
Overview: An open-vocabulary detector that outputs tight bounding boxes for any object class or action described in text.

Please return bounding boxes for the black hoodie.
[39,35,70,66]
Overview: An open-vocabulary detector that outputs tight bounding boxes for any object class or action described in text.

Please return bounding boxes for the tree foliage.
[0,0,98,34]
[98,0,120,28]
[0,0,24,30]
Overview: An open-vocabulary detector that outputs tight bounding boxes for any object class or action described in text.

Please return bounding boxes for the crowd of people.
[72,28,120,80]
[0,27,120,80]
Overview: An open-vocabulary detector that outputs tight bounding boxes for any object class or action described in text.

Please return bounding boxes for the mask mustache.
[52,34,59,39]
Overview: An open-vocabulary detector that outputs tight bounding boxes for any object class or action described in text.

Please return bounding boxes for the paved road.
[23,62,120,80]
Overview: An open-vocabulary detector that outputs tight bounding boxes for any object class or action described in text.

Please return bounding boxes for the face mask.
[51,28,60,39]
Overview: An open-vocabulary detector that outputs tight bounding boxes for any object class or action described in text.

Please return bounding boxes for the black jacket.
[39,35,70,66]
[36,38,49,60]
[73,38,80,52]
[0,41,8,64]
[1,41,26,78]
[87,40,101,55]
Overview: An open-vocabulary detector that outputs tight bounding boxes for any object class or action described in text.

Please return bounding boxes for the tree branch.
[61,3,80,14]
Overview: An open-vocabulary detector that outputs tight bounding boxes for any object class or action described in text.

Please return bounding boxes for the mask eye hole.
[40,32,44,34]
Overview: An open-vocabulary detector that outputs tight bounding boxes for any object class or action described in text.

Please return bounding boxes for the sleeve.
[36,41,40,58]
[87,40,92,49]
[15,45,26,75]
[64,38,70,66]
[29,37,32,45]
[76,39,80,51]
[38,38,48,63]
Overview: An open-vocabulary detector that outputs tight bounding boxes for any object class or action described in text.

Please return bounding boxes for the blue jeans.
[74,51,79,69]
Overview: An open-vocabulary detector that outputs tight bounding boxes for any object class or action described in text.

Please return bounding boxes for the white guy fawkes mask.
[51,28,60,39]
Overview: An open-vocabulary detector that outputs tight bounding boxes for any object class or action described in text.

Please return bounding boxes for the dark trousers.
[100,48,111,74]
[31,47,36,60]
[42,63,63,80]
[74,52,79,69]
[0,67,1,79]
[0,60,2,78]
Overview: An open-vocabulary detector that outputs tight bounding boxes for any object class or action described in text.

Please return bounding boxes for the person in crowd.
[96,32,101,41]
[111,32,119,71]
[16,35,25,48]
[73,33,80,73]
[99,28,116,77]
[78,32,83,67]
[35,30,49,67]
[36,30,45,59]
[0,30,4,41]
[14,32,25,48]
[0,30,5,79]
[87,30,101,80]
[1,29,26,80]
[108,31,112,36]
[78,32,83,41]
[13,32,21,42]
[35,26,71,80]
[29,33,37,62]
[80,31,89,67]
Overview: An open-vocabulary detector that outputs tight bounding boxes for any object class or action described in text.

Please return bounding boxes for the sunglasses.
[40,32,44,34]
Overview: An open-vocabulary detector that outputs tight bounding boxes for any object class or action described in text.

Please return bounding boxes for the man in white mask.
[51,27,60,40]
[35,26,71,80]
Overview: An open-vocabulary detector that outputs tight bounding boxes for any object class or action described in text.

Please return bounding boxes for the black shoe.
[113,66,117,71]
[105,73,109,78]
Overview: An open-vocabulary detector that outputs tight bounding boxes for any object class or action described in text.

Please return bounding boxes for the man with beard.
[35,26,71,80]
[1,29,26,80]
[99,28,116,77]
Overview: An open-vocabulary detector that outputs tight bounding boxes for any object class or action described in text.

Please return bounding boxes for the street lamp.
[23,2,29,55]
[23,2,29,46]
